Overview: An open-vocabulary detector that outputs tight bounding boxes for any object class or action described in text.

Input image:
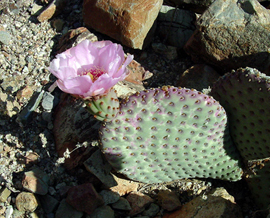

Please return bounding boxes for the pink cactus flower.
[49,40,133,98]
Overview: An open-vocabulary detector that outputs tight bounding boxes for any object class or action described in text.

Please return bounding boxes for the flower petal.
[57,75,93,95]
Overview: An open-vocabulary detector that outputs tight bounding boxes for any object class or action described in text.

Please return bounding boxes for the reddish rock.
[184,0,270,74]
[37,0,66,22]
[126,191,154,216]
[83,0,163,49]
[176,64,220,91]
[22,167,49,195]
[53,94,100,170]
[57,27,98,54]
[157,190,181,211]
[66,183,104,214]
[163,188,242,218]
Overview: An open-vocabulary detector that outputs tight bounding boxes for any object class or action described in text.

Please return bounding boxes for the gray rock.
[157,5,196,48]
[39,194,59,213]
[87,205,114,218]
[111,197,131,211]
[99,190,120,205]
[5,205,13,218]
[164,0,215,13]
[0,31,11,44]
[142,203,160,217]
[55,199,83,218]
[184,0,270,74]
[84,149,117,187]
[42,91,55,111]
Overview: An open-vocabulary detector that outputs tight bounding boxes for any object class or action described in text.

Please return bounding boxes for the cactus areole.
[100,86,243,183]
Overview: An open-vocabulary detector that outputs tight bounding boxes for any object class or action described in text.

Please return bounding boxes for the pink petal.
[57,75,93,95]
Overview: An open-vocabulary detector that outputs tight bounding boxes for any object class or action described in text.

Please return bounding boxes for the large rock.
[83,0,163,49]
[163,187,243,218]
[184,0,270,74]
[164,0,215,13]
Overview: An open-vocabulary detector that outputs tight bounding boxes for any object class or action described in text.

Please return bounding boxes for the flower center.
[83,66,105,82]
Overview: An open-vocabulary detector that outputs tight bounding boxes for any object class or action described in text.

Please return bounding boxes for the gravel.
[0,0,266,217]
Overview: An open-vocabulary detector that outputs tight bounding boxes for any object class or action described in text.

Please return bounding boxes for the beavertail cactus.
[210,67,270,161]
[100,86,243,184]
[85,88,120,121]
[210,67,270,209]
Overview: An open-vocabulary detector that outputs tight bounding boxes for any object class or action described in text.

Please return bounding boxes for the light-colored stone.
[163,187,242,218]
[83,0,163,49]
[184,0,270,74]
[109,174,141,196]
[0,188,11,202]
[15,192,39,212]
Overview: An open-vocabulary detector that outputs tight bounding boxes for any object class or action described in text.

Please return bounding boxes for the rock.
[83,149,117,187]
[86,205,114,218]
[41,91,54,111]
[109,174,141,196]
[39,194,59,213]
[176,64,220,91]
[55,199,83,218]
[37,0,66,22]
[152,43,178,60]
[66,183,104,214]
[53,94,100,170]
[22,167,49,195]
[0,31,11,44]
[184,0,270,74]
[5,205,13,218]
[126,191,154,216]
[163,187,242,218]
[15,192,39,212]
[157,5,196,48]
[157,190,181,211]
[142,203,160,217]
[0,188,11,202]
[164,0,215,13]
[111,197,131,211]
[125,59,153,86]
[83,0,163,49]
[24,152,40,166]
[16,86,34,100]
[52,18,65,32]
[99,190,120,205]
[56,27,98,54]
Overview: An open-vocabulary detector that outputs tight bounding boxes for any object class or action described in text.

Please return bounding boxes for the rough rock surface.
[184,0,270,74]
[163,187,243,218]
[83,0,163,49]
[157,5,196,48]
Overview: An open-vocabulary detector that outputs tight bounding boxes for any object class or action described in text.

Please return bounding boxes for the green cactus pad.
[100,86,242,183]
[85,88,120,122]
[210,67,270,161]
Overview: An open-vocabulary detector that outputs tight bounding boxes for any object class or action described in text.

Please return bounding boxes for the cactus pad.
[100,86,242,183]
[210,67,270,161]
[85,88,119,122]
